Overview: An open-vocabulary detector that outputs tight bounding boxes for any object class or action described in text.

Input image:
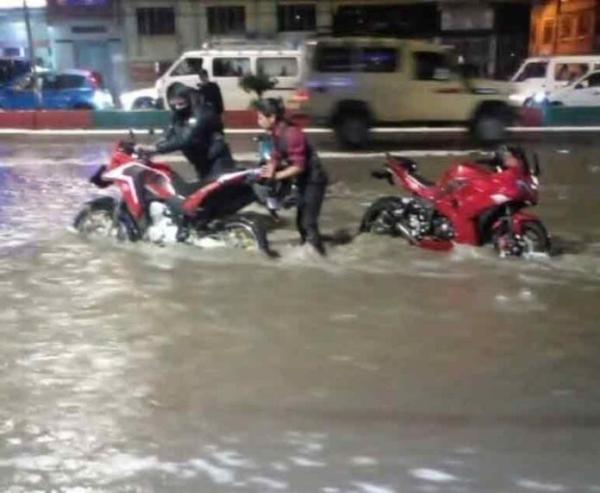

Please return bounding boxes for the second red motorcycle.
[360,146,551,257]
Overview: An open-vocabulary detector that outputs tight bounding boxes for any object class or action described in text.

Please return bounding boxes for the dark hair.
[199,69,209,79]
[254,98,285,121]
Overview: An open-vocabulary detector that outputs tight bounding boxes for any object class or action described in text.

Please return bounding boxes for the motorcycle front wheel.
[493,220,551,257]
[73,197,138,242]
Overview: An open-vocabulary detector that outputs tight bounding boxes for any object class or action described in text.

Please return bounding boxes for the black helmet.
[254,97,285,120]
[167,82,193,119]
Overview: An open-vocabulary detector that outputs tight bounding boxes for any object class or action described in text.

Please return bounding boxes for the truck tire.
[334,112,370,149]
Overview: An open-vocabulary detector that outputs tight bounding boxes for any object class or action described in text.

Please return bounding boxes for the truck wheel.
[471,112,508,144]
[334,113,370,149]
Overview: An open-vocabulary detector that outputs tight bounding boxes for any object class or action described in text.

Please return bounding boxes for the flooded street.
[1,133,600,492]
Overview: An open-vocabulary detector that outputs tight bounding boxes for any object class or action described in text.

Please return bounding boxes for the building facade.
[530,0,600,56]
[46,0,125,95]
[0,1,533,95]
[0,5,50,66]
[122,0,532,88]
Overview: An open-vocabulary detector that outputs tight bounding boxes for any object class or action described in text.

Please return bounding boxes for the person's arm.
[155,111,210,154]
[274,165,303,180]
[276,126,306,180]
[261,126,307,181]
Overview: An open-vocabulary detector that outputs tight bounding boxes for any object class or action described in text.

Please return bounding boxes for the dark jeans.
[296,181,327,255]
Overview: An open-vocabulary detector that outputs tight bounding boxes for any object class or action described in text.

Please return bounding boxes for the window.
[171,57,204,76]
[56,74,86,89]
[207,6,245,35]
[574,72,600,88]
[577,12,592,37]
[137,8,175,36]
[560,16,574,39]
[586,73,600,87]
[314,46,354,72]
[278,4,316,32]
[257,58,298,77]
[514,61,547,82]
[12,73,35,91]
[0,59,30,85]
[71,25,107,34]
[543,20,554,44]
[212,57,250,77]
[358,48,398,72]
[414,52,452,81]
[555,63,588,83]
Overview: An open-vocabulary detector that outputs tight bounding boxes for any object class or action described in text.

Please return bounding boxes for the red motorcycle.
[360,146,551,257]
[73,136,275,255]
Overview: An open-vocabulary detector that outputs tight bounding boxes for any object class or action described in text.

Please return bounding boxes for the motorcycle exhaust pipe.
[393,220,418,245]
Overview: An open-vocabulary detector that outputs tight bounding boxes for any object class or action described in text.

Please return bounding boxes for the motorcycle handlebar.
[371,169,391,179]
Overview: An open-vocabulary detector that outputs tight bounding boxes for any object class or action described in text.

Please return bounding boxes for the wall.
[530,0,599,56]
[0,8,51,65]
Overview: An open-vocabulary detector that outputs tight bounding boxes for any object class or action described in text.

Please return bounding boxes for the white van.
[510,55,600,105]
[156,45,303,111]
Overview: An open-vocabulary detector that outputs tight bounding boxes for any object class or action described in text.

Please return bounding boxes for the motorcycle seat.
[169,172,208,197]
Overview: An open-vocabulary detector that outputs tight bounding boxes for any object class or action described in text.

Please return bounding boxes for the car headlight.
[509,93,524,103]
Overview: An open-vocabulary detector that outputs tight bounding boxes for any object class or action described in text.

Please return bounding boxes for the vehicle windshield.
[512,61,548,82]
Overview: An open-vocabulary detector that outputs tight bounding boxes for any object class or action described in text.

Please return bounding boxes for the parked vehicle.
[294,37,515,148]
[0,69,113,110]
[360,146,550,258]
[119,86,160,110]
[0,57,32,87]
[510,55,600,105]
[73,134,288,255]
[544,70,600,107]
[156,44,304,111]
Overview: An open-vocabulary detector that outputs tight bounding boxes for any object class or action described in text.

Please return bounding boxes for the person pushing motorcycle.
[255,98,329,255]
[135,82,233,181]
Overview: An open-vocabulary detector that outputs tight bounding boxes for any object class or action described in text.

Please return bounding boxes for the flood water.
[0,134,599,492]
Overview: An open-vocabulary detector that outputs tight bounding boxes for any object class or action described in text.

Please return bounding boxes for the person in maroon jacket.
[256,98,329,255]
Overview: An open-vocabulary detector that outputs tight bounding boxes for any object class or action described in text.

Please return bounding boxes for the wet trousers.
[296,180,327,255]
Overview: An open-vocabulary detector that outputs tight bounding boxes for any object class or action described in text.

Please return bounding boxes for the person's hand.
[134,144,155,156]
[260,165,275,180]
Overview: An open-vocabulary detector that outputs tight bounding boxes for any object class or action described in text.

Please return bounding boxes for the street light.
[22,0,42,108]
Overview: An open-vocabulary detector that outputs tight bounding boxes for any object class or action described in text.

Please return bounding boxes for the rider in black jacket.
[136,82,233,180]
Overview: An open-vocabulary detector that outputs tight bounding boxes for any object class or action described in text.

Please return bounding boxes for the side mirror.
[575,83,584,89]
[533,152,541,177]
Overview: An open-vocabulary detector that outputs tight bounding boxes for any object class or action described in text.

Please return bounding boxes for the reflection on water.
[0,144,599,491]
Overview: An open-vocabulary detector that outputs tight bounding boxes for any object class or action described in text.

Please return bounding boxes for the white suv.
[156,46,303,111]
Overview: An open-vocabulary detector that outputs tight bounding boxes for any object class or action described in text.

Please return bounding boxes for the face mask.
[169,97,191,119]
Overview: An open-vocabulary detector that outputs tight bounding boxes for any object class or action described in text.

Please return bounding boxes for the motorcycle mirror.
[128,128,135,143]
[371,169,392,183]
[533,152,541,177]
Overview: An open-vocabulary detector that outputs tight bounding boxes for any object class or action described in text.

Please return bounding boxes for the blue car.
[0,69,114,110]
